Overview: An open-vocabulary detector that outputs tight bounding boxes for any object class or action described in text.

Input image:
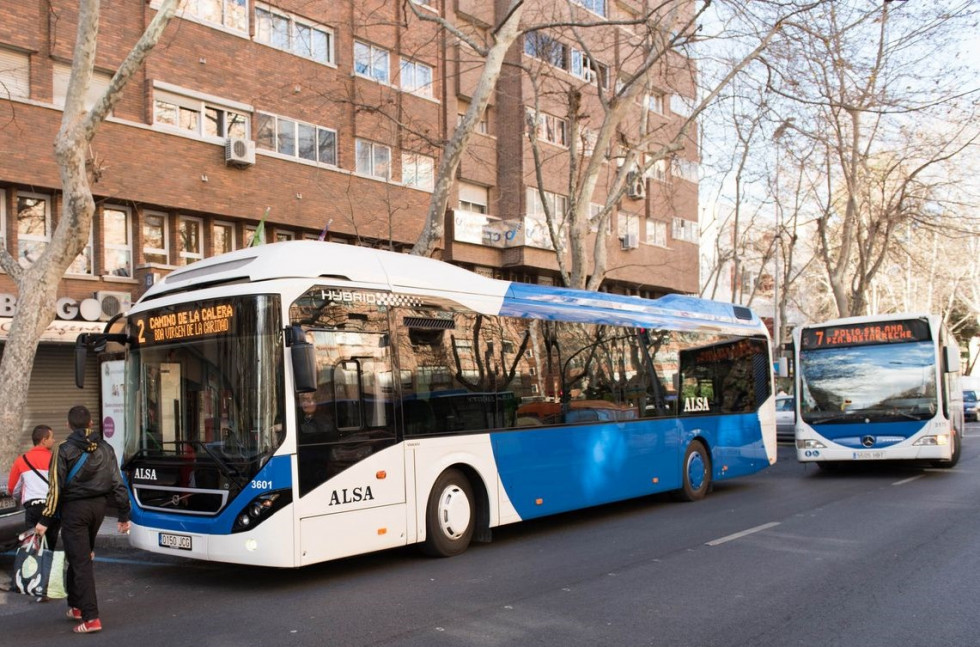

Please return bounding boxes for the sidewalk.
[95,515,132,550]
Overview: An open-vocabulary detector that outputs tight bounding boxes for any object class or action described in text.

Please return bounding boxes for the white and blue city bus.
[794,313,964,469]
[78,241,777,567]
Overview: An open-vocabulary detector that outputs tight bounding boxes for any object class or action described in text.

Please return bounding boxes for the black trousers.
[60,497,107,622]
[25,502,60,551]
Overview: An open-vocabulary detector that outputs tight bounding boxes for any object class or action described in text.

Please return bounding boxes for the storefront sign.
[0,293,109,322]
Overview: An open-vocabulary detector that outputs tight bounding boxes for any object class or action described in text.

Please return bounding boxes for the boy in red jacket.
[7,424,60,550]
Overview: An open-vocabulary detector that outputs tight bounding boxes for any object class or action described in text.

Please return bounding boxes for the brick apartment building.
[0,0,700,444]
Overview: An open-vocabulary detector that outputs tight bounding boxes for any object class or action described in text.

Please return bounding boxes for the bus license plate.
[159,532,192,551]
[852,451,885,460]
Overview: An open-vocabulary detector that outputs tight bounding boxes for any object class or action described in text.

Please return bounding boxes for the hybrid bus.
[78,241,777,567]
[794,313,964,468]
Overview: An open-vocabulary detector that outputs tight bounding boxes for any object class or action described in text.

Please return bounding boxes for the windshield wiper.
[186,440,248,490]
[804,412,860,424]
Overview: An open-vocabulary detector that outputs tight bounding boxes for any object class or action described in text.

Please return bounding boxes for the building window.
[255,4,333,64]
[644,157,668,182]
[154,89,249,140]
[578,127,597,156]
[244,224,263,247]
[354,41,390,84]
[524,32,567,69]
[103,205,133,277]
[457,104,489,134]
[256,112,337,165]
[458,182,489,214]
[66,230,94,276]
[16,193,51,267]
[53,63,111,112]
[0,48,30,100]
[570,50,608,88]
[646,219,667,247]
[647,93,665,115]
[526,188,567,219]
[355,139,391,179]
[213,221,236,256]
[618,212,641,240]
[274,230,294,243]
[402,153,435,191]
[588,203,611,233]
[143,211,170,265]
[672,158,699,183]
[671,94,696,118]
[572,0,607,17]
[167,0,247,33]
[672,217,699,244]
[400,58,433,97]
[178,216,204,266]
[526,109,567,147]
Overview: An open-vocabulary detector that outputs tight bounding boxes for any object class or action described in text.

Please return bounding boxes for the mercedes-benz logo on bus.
[861,435,876,448]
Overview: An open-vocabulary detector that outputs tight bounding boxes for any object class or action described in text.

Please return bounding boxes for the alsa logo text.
[329,486,375,506]
[683,397,711,413]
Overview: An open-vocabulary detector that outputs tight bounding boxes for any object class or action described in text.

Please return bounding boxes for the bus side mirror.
[943,346,961,374]
[287,326,317,393]
[74,335,89,389]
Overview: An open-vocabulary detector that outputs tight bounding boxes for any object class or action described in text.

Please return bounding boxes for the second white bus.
[794,313,964,468]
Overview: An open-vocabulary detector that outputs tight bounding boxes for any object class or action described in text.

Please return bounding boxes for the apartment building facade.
[0,0,700,443]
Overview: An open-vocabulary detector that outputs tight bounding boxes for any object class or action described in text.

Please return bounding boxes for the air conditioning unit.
[621,233,639,250]
[626,171,646,199]
[96,290,132,321]
[225,137,255,167]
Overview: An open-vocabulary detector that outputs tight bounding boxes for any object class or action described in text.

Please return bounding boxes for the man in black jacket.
[36,405,131,634]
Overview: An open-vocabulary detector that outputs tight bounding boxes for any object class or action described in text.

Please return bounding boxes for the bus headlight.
[797,439,826,450]
[913,435,948,447]
[232,489,292,533]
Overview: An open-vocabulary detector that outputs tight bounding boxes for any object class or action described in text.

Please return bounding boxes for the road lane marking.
[892,475,925,486]
[706,521,781,546]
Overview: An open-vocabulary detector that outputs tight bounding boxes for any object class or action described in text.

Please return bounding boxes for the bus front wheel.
[673,440,711,502]
[422,468,475,557]
[932,430,961,469]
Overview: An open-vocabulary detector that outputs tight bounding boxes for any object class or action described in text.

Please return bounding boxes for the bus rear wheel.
[422,468,475,557]
[673,440,711,502]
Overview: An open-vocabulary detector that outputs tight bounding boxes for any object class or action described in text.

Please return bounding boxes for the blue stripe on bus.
[810,420,928,448]
[130,454,293,534]
[490,414,766,520]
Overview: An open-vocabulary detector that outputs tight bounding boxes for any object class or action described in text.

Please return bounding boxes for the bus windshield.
[124,295,285,478]
[799,341,937,423]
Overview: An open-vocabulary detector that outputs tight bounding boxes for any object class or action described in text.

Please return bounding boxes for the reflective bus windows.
[677,337,771,416]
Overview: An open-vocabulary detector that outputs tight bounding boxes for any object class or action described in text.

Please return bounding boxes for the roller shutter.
[13,345,101,451]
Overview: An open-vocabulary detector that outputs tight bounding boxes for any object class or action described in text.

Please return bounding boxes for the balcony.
[453,210,560,251]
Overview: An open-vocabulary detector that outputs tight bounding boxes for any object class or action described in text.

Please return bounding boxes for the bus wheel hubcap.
[438,485,471,540]
[687,452,705,491]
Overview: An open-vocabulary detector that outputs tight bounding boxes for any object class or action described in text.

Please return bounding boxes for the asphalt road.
[3,423,980,646]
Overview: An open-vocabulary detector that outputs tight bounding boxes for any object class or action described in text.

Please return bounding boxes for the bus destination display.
[135,303,235,345]
[800,319,930,350]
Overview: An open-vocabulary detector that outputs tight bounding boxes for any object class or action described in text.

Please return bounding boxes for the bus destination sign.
[800,318,930,350]
[135,303,235,345]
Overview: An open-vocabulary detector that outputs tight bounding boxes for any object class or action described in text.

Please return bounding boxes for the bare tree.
[409,0,526,257]
[0,0,179,469]
[761,1,980,318]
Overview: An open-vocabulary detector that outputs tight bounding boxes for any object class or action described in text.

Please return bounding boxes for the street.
[4,423,980,647]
